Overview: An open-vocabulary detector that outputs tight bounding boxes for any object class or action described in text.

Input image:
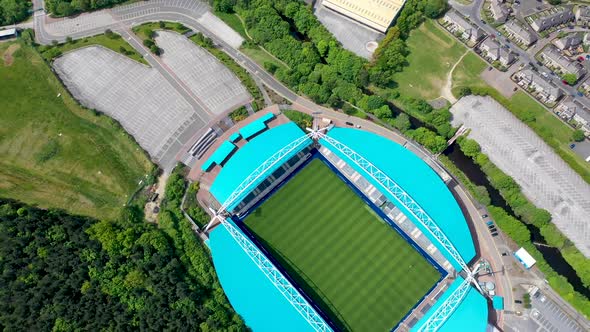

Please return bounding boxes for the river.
[444,144,590,298]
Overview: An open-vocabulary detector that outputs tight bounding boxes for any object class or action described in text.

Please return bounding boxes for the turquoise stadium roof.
[209,224,314,332]
[201,140,237,171]
[411,277,488,332]
[240,113,276,140]
[209,122,312,210]
[321,127,476,270]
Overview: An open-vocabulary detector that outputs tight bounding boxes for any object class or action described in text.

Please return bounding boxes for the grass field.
[244,159,440,332]
[0,41,153,219]
[390,20,465,100]
[39,33,147,64]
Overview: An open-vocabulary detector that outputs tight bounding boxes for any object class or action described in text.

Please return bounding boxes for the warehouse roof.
[322,0,406,33]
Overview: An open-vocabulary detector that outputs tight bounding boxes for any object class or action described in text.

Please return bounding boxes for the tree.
[424,0,448,18]
[459,138,481,157]
[572,129,585,142]
[458,86,472,97]
[0,0,28,25]
[562,73,577,86]
[394,113,411,132]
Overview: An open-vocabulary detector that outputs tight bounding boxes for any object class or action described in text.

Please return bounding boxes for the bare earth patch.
[3,44,21,66]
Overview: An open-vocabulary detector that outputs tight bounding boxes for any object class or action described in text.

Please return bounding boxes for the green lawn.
[0,41,153,219]
[132,21,190,41]
[39,33,147,64]
[241,46,290,70]
[390,20,465,100]
[244,159,440,332]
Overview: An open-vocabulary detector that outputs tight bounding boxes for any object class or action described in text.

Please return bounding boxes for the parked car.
[491,232,499,237]
[578,91,584,97]
[562,80,569,85]
[489,227,497,233]
[586,54,590,60]
[570,143,576,148]
[515,300,523,304]
[486,221,494,226]
[488,66,493,71]
[482,214,489,218]
[502,252,508,256]
[345,122,353,126]
[541,72,548,78]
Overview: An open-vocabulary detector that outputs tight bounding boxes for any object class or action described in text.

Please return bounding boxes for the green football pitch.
[244,159,441,331]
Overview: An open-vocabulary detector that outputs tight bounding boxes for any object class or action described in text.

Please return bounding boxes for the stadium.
[197,111,489,332]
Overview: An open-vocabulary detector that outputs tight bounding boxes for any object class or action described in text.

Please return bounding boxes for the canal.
[444,143,590,298]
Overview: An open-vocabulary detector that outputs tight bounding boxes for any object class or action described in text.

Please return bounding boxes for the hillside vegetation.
[0,198,245,330]
[0,39,153,219]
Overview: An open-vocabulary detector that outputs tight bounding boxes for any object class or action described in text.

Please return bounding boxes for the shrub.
[572,129,585,142]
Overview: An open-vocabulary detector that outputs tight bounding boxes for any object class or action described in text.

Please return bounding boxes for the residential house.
[554,33,583,50]
[490,0,509,23]
[443,11,485,43]
[540,45,587,79]
[514,69,563,102]
[504,20,537,46]
[530,7,575,32]
[555,100,578,120]
[575,6,590,27]
[479,38,516,65]
[573,109,590,135]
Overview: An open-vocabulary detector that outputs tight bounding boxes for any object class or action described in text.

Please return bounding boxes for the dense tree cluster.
[213,0,452,152]
[0,198,245,331]
[0,0,29,25]
[45,0,127,16]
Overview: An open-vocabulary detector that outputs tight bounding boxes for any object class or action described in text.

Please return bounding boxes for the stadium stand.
[411,277,488,332]
[320,128,476,270]
[201,141,237,171]
[209,222,316,332]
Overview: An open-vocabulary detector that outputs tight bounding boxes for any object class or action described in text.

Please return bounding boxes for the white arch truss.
[316,131,484,332]
[317,132,469,273]
[220,218,332,332]
[416,277,473,332]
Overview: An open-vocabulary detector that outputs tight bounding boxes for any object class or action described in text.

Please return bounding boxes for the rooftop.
[208,121,312,210]
[322,0,406,33]
[208,222,316,332]
[411,277,488,332]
